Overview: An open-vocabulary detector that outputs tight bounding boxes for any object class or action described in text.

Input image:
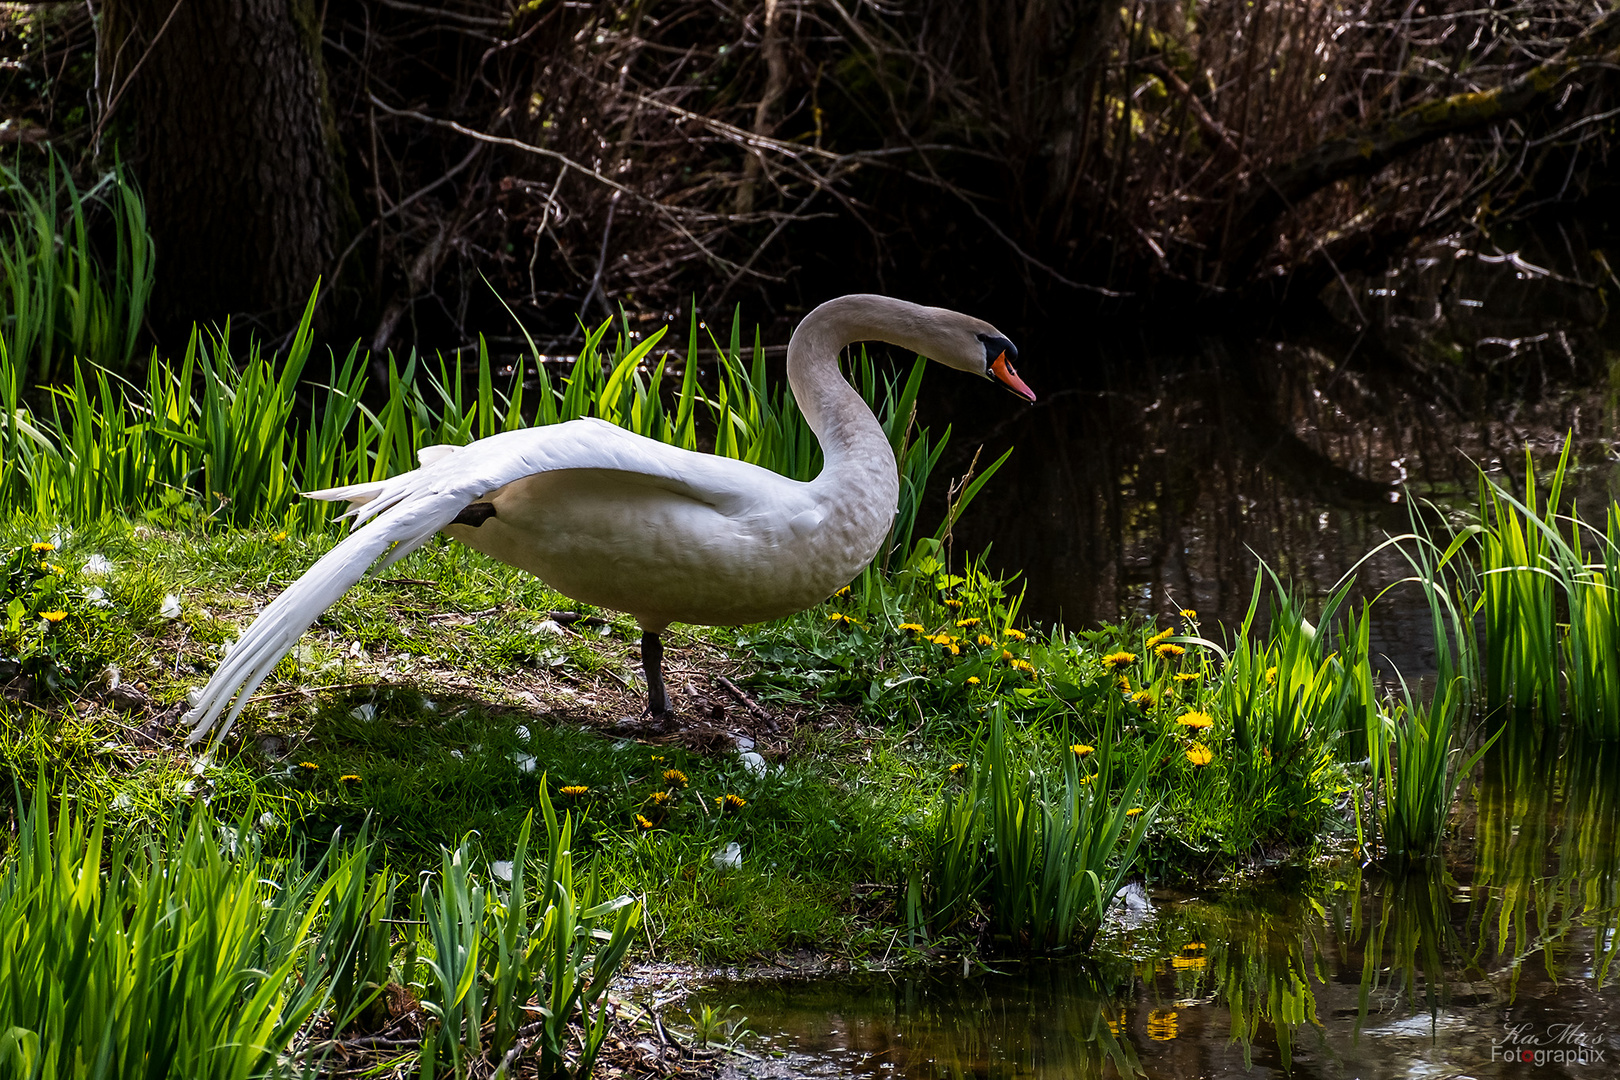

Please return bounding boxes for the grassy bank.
[2,514,1347,959]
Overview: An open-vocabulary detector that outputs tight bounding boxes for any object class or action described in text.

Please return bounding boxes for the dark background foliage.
[2,0,1617,378]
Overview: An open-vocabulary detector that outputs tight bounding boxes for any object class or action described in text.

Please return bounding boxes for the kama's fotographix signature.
[1490,1021,1609,1066]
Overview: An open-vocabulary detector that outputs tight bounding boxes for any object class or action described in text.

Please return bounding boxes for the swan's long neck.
[787,296,962,555]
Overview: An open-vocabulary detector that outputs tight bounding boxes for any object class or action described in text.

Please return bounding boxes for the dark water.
[935,222,1620,657]
[677,226,1620,1077]
[688,725,1620,1079]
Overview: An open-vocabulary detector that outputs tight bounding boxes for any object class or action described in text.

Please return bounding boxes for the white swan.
[183,294,1034,744]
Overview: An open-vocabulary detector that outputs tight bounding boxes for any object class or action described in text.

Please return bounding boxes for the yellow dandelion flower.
[1133,691,1156,710]
[1185,744,1213,767]
[662,768,689,788]
[271,531,288,543]
[949,762,968,775]
[1179,608,1197,619]
[1146,627,1174,647]
[1116,675,1132,692]
[298,761,318,771]
[716,793,747,811]
[339,774,362,785]
[650,754,664,762]
[966,676,981,685]
[1173,672,1201,683]
[1079,774,1094,785]
[1010,658,1035,675]
[30,542,54,553]
[1265,666,1278,685]
[560,785,590,797]
[40,610,68,623]
[1004,627,1027,640]
[1103,651,1136,668]
[943,598,963,609]
[645,791,671,806]
[1156,643,1185,659]
[635,814,655,831]
[976,634,995,647]
[46,564,66,577]
[835,586,851,597]
[1071,744,1095,757]
[1125,807,1145,817]
[827,612,856,626]
[899,622,926,633]
[955,617,980,628]
[1177,711,1214,730]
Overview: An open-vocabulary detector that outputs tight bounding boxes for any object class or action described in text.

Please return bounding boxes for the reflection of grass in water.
[1471,722,1620,994]
[1352,865,1470,1029]
[1142,888,1329,1071]
[904,964,1141,1080]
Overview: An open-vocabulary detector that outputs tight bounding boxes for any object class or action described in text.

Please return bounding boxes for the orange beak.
[991,353,1036,403]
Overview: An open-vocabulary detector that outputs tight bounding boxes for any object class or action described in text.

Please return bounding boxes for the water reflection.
[931,226,1620,650]
[694,727,1620,1078]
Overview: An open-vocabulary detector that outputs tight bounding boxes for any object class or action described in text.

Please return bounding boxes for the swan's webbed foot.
[641,630,676,721]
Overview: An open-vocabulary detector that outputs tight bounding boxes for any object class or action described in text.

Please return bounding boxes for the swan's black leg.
[450,501,497,527]
[642,631,673,717]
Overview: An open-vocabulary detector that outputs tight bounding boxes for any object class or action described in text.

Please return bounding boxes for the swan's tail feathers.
[182,490,462,745]
[303,477,391,509]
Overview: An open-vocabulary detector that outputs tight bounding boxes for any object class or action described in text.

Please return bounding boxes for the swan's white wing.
[182,419,770,745]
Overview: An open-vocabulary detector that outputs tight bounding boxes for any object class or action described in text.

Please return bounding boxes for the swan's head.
[973,332,1035,403]
[915,310,1034,402]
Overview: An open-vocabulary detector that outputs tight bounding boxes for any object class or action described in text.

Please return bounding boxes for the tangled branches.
[8,0,1615,345]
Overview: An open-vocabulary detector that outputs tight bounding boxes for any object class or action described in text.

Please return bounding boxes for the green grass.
[0,512,1365,968]
[0,152,153,389]
[0,784,640,1079]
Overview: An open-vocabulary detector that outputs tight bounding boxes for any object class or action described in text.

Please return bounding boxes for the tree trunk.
[100,0,354,334]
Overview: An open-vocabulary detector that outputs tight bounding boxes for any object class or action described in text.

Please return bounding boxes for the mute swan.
[183,295,1033,744]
